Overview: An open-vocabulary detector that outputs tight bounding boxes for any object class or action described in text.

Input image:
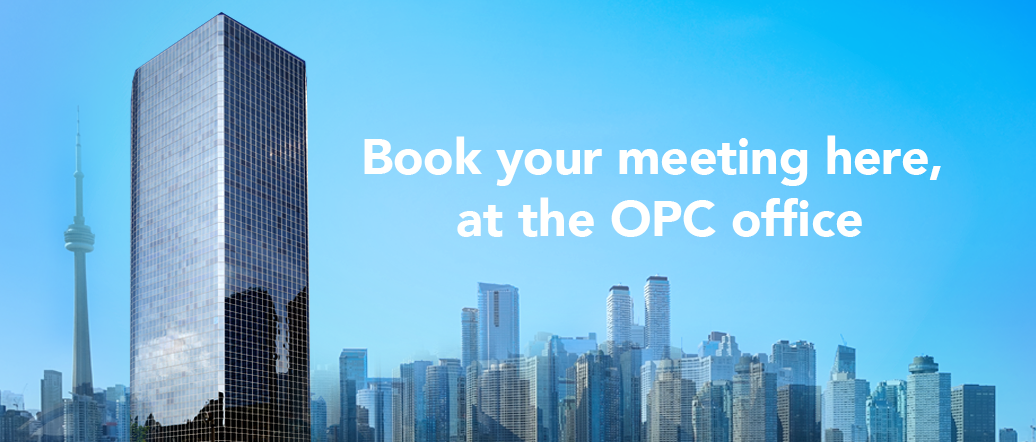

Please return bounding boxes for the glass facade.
[130,13,309,441]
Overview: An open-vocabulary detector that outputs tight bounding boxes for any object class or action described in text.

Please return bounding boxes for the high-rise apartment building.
[866,380,907,442]
[606,285,633,347]
[130,13,309,441]
[462,308,479,370]
[643,277,671,361]
[951,385,995,442]
[824,346,869,442]
[477,283,520,362]
[906,356,951,442]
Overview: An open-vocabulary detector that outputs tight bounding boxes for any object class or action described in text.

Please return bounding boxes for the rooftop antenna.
[840,334,848,347]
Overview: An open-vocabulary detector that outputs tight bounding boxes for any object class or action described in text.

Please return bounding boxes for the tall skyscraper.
[462,308,479,370]
[312,364,343,429]
[397,361,432,442]
[998,428,1017,442]
[777,384,819,442]
[466,360,536,442]
[130,14,310,441]
[477,283,520,362]
[770,341,818,442]
[691,380,732,442]
[426,359,465,442]
[951,385,995,442]
[358,378,394,442]
[573,351,622,442]
[40,370,63,442]
[341,349,369,442]
[313,394,328,442]
[606,285,633,347]
[643,277,671,361]
[866,380,907,442]
[732,354,777,442]
[823,346,869,442]
[645,359,693,442]
[906,356,951,442]
[771,340,816,388]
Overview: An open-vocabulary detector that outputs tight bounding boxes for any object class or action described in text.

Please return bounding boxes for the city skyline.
[0,1,1033,437]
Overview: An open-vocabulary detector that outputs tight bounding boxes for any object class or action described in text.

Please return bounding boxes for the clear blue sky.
[1,0,1033,431]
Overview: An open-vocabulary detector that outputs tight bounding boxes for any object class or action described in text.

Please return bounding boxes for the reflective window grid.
[131,13,309,441]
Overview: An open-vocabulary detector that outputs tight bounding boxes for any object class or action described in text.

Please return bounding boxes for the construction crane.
[840,334,848,347]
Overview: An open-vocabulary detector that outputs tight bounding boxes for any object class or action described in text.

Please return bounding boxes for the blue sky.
[1,0,1033,430]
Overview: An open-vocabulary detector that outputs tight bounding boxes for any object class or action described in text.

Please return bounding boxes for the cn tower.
[64,108,95,397]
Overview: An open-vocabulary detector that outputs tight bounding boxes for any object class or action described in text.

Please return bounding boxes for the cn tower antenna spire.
[65,106,95,397]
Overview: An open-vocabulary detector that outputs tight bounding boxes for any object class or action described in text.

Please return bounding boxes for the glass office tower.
[130,13,309,441]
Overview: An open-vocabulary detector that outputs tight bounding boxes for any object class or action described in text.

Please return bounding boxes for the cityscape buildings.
[129,13,310,441]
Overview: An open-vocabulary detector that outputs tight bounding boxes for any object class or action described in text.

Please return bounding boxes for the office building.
[41,370,64,442]
[426,359,465,442]
[477,283,520,362]
[691,380,732,442]
[130,13,310,441]
[466,360,536,442]
[397,361,432,442]
[313,394,328,442]
[573,352,622,442]
[732,354,777,442]
[313,364,343,428]
[771,340,816,388]
[643,277,671,361]
[866,380,907,442]
[341,349,369,442]
[645,359,693,442]
[906,356,951,442]
[823,346,869,442]
[462,308,479,370]
[998,428,1017,442]
[357,378,394,442]
[777,384,819,442]
[951,385,995,442]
